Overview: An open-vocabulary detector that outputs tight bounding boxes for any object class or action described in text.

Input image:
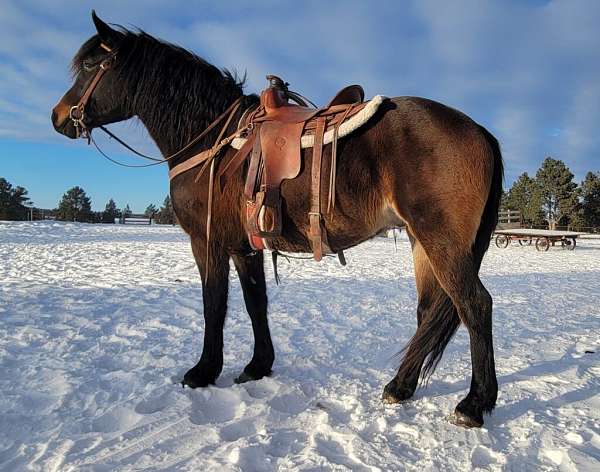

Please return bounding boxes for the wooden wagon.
[493,229,586,252]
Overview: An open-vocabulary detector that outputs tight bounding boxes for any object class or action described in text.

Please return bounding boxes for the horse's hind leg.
[383,238,460,403]
[232,252,275,383]
[414,237,497,427]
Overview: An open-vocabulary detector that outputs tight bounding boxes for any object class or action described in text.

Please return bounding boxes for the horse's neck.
[134,83,241,167]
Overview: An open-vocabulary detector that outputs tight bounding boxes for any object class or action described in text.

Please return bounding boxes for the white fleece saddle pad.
[230,95,386,150]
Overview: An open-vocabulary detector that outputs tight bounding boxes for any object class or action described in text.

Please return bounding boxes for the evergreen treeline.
[53,188,176,224]
[1,178,176,225]
[503,157,600,230]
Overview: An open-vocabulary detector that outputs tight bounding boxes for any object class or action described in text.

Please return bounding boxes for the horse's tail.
[472,125,504,269]
[401,125,504,381]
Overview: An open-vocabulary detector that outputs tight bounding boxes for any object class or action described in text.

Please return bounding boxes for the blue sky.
[1,0,599,211]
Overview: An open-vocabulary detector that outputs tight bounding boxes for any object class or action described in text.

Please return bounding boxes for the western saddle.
[219,75,368,262]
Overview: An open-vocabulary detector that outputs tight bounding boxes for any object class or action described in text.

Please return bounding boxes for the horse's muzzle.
[51,108,78,139]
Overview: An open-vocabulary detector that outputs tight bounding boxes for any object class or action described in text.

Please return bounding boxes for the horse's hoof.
[234,368,271,384]
[234,371,257,384]
[182,366,218,389]
[382,382,414,404]
[449,409,483,428]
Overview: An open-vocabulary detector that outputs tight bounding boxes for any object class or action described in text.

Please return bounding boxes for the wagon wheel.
[495,234,509,249]
[535,237,550,252]
[518,238,532,246]
[563,237,576,251]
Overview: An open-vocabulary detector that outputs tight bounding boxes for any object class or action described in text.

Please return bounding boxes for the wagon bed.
[494,229,586,251]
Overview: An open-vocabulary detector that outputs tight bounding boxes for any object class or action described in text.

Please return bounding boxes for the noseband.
[69,45,117,139]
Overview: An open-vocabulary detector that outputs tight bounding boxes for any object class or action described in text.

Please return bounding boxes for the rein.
[83,99,246,169]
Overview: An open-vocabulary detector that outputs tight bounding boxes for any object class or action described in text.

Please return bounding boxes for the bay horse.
[52,12,503,428]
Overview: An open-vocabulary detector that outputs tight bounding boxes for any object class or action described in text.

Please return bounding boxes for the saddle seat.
[225,75,368,261]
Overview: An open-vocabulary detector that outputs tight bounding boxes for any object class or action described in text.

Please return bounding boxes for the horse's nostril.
[51,110,58,124]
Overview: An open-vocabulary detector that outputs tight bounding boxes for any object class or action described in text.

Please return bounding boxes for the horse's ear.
[91,10,122,50]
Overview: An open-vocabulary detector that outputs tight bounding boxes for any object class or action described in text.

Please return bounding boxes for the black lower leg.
[232,252,274,383]
[183,242,230,388]
[452,282,497,427]
[383,298,431,403]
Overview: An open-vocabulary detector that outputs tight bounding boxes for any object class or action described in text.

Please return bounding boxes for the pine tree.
[503,172,545,225]
[144,203,158,218]
[90,211,104,223]
[0,178,31,220]
[156,195,175,224]
[580,171,600,229]
[123,204,132,218]
[56,186,92,222]
[535,157,579,229]
[102,198,120,223]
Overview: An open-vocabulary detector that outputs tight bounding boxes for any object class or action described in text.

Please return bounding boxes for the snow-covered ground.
[1,221,599,471]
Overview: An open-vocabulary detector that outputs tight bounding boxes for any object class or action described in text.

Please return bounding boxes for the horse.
[52,12,503,428]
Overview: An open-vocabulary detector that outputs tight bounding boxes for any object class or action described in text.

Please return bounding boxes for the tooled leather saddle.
[220,75,367,261]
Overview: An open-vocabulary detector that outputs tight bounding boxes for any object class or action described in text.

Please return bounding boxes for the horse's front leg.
[182,238,230,388]
[231,251,274,383]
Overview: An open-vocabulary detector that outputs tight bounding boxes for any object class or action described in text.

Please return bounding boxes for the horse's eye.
[82,61,94,72]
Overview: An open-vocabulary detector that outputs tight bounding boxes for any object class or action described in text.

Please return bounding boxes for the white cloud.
[1,0,599,183]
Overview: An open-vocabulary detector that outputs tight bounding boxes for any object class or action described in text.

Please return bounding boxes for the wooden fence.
[497,209,522,229]
[120,213,153,225]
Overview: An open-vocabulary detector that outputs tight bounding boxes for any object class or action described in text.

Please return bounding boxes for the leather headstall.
[69,43,117,140]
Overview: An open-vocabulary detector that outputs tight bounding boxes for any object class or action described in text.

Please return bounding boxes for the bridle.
[69,44,117,140]
[67,43,248,170]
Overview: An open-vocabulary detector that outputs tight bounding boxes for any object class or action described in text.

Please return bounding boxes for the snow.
[1,221,599,471]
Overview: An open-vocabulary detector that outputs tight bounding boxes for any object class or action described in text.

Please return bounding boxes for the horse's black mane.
[72,27,248,154]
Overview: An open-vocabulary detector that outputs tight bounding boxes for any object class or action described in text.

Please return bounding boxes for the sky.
[1,0,599,212]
